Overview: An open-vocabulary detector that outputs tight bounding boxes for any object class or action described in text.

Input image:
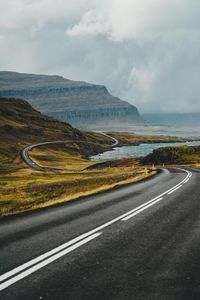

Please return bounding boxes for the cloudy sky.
[0,0,200,113]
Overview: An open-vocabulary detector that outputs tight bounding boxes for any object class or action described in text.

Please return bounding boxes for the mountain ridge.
[0,71,144,129]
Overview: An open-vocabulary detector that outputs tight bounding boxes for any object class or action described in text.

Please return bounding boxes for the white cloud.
[66,9,110,37]
[0,0,95,31]
[0,0,200,113]
[66,0,200,41]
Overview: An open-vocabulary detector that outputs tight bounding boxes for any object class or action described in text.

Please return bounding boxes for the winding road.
[1,167,200,299]
[21,133,119,172]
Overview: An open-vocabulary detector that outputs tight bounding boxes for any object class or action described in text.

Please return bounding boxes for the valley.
[0,96,199,217]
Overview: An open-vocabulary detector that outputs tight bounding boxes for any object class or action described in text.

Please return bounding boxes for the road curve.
[1,167,200,299]
[21,133,118,172]
[95,132,119,147]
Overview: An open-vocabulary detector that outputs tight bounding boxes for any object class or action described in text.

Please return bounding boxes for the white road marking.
[182,172,191,183]
[123,169,190,220]
[0,233,101,291]
[167,185,182,195]
[0,230,104,283]
[0,168,191,290]
[184,178,189,184]
[122,198,163,221]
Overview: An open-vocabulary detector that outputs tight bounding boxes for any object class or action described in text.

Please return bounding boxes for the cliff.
[0,71,144,129]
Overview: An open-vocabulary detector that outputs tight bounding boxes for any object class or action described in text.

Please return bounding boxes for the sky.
[0,0,200,113]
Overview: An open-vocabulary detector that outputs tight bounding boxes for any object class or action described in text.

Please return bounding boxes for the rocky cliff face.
[0,71,144,129]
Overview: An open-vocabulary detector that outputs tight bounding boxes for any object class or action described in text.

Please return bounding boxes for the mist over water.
[134,130,200,137]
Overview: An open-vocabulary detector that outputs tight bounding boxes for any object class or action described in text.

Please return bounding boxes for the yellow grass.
[109,132,200,144]
[29,148,94,171]
[0,147,154,216]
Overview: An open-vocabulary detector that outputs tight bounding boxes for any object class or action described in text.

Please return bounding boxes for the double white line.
[122,168,191,221]
[0,168,191,291]
[0,233,101,291]
[167,169,192,195]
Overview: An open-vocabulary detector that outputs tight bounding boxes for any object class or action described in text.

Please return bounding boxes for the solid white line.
[122,198,163,221]
[0,212,144,284]
[182,172,191,183]
[0,230,103,283]
[0,233,101,291]
[1,193,168,283]
[182,178,188,183]
[0,168,191,290]
[162,171,188,194]
[168,185,182,195]
[122,170,190,221]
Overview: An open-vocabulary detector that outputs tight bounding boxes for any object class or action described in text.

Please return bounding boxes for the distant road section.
[21,141,65,172]
[96,132,119,147]
[21,133,119,172]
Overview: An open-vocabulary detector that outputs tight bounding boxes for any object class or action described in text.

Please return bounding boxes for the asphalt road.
[0,167,200,299]
[21,133,118,172]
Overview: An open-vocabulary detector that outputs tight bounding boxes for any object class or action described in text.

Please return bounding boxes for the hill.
[142,145,200,165]
[0,71,144,129]
[0,96,112,171]
[0,96,148,216]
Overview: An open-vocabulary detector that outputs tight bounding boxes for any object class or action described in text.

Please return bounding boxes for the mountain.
[143,113,200,130]
[0,71,144,129]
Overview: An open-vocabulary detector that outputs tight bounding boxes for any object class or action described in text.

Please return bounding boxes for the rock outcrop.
[0,71,144,129]
[142,145,200,165]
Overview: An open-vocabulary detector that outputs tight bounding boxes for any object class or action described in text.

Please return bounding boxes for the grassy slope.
[0,157,148,216]
[0,97,113,172]
[1,97,199,216]
[0,97,150,216]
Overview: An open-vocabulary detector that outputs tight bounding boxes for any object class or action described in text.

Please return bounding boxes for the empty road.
[21,133,118,171]
[0,168,200,299]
